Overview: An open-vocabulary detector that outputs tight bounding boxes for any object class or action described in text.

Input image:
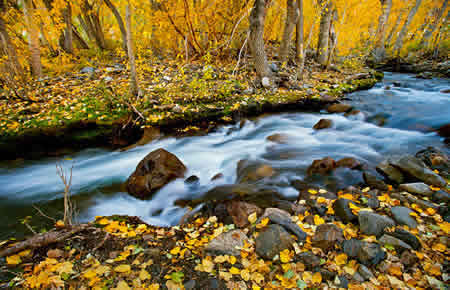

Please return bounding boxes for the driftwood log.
[0,224,89,257]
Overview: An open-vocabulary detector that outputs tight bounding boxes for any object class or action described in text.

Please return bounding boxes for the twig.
[212,8,251,52]
[233,31,250,76]
[56,163,74,227]
[32,205,57,222]
[93,232,109,252]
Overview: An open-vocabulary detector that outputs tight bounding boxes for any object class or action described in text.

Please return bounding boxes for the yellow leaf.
[308,189,318,195]
[302,271,312,283]
[214,256,227,263]
[314,215,325,225]
[241,269,250,281]
[280,249,292,263]
[432,243,446,252]
[229,267,240,275]
[312,272,322,284]
[6,255,21,265]
[426,208,436,215]
[18,249,31,257]
[113,280,131,290]
[388,266,402,277]
[335,253,348,266]
[251,272,264,284]
[256,217,269,229]
[139,269,151,281]
[317,197,326,203]
[229,256,237,265]
[83,269,97,279]
[439,222,450,234]
[170,247,181,255]
[248,212,258,224]
[114,264,131,273]
[219,271,233,281]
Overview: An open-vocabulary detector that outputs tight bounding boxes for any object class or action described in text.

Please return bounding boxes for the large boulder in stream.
[126,148,187,199]
[236,160,275,183]
[307,157,336,176]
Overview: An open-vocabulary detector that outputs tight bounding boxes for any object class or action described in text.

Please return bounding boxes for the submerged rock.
[313,119,333,130]
[307,157,336,176]
[237,160,275,183]
[266,133,290,144]
[255,224,294,259]
[363,172,388,191]
[126,148,186,199]
[336,157,363,170]
[327,103,353,113]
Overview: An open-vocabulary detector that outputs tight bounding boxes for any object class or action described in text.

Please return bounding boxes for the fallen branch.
[0,224,89,257]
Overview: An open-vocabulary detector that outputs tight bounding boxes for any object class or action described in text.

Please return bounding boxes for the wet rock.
[255,224,294,259]
[358,264,374,280]
[363,172,388,191]
[320,269,336,281]
[353,272,365,283]
[205,229,248,256]
[416,72,433,79]
[184,280,196,290]
[226,201,263,228]
[237,160,275,183]
[416,147,449,168]
[274,200,307,215]
[126,148,187,199]
[344,109,362,117]
[376,160,404,184]
[297,252,320,270]
[437,124,450,139]
[378,234,412,250]
[266,133,289,144]
[389,155,446,187]
[391,206,418,229]
[433,190,450,203]
[337,275,349,288]
[367,197,380,209]
[399,182,434,196]
[357,242,386,266]
[333,198,358,223]
[343,239,362,257]
[259,208,307,241]
[358,211,395,237]
[185,175,200,185]
[400,250,418,268]
[211,173,224,181]
[336,157,363,170]
[390,228,421,250]
[307,157,336,176]
[313,119,333,130]
[312,223,344,251]
[327,103,353,113]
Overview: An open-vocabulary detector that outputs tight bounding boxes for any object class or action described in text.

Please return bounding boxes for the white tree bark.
[393,0,422,56]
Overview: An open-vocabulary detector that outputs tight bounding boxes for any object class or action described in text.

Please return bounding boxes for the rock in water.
[326,103,353,113]
[255,224,294,259]
[390,206,417,229]
[363,172,388,191]
[205,230,248,256]
[358,211,395,237]
[126,148,186,199]
[389,155,446,187]
[307,157,336,176]
[399,182,434,196]
[313,119,333,130]
[226,201,262,228]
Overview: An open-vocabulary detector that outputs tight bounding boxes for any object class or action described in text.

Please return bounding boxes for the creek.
[0,72,448,240]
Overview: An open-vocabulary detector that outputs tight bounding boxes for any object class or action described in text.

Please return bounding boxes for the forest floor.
[0,58,381,160]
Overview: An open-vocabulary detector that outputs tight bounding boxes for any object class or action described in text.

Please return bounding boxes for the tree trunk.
[279,0,298,63]
[72,26,89,49]
[316,0,333,66]
[393,0,422,56]
[420,0,448,49]
[249,0,271,83]
[0,16,22,76]
[296,0,305,78]
[104,0,128,53]
[386,7,406,45]
[373,0,392,62]
[23,0,42,78]
[63,1,73,53]
[80,0,106,49]
[126,3,139,96]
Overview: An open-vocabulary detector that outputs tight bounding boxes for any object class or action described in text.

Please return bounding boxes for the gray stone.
[312,223,344,250]
[358,264,374,280]
[255,224,294,259]
[313,119,333,130]
[353,272,365,283]
[399,182,434,196]
[376,160,404,184]
[297,252,320,270]
[363,172,388,191]
[327,103,353,113]
[390,228,421,250]
[333,198,358,223]
[358,211,396,237]
[259,208,307,241]
[262,77,271,88]
[389,155,446,187]
[80,66,95,74]
[432,190,450,204]
[343,239,362,257]
[205,229,248,256]
[378,234,412,250]
[357,242,386,266]
[391,206,418,229]
[269,63,279,72]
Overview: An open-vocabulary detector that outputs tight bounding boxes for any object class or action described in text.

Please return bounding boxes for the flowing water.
[0,72,449,240]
